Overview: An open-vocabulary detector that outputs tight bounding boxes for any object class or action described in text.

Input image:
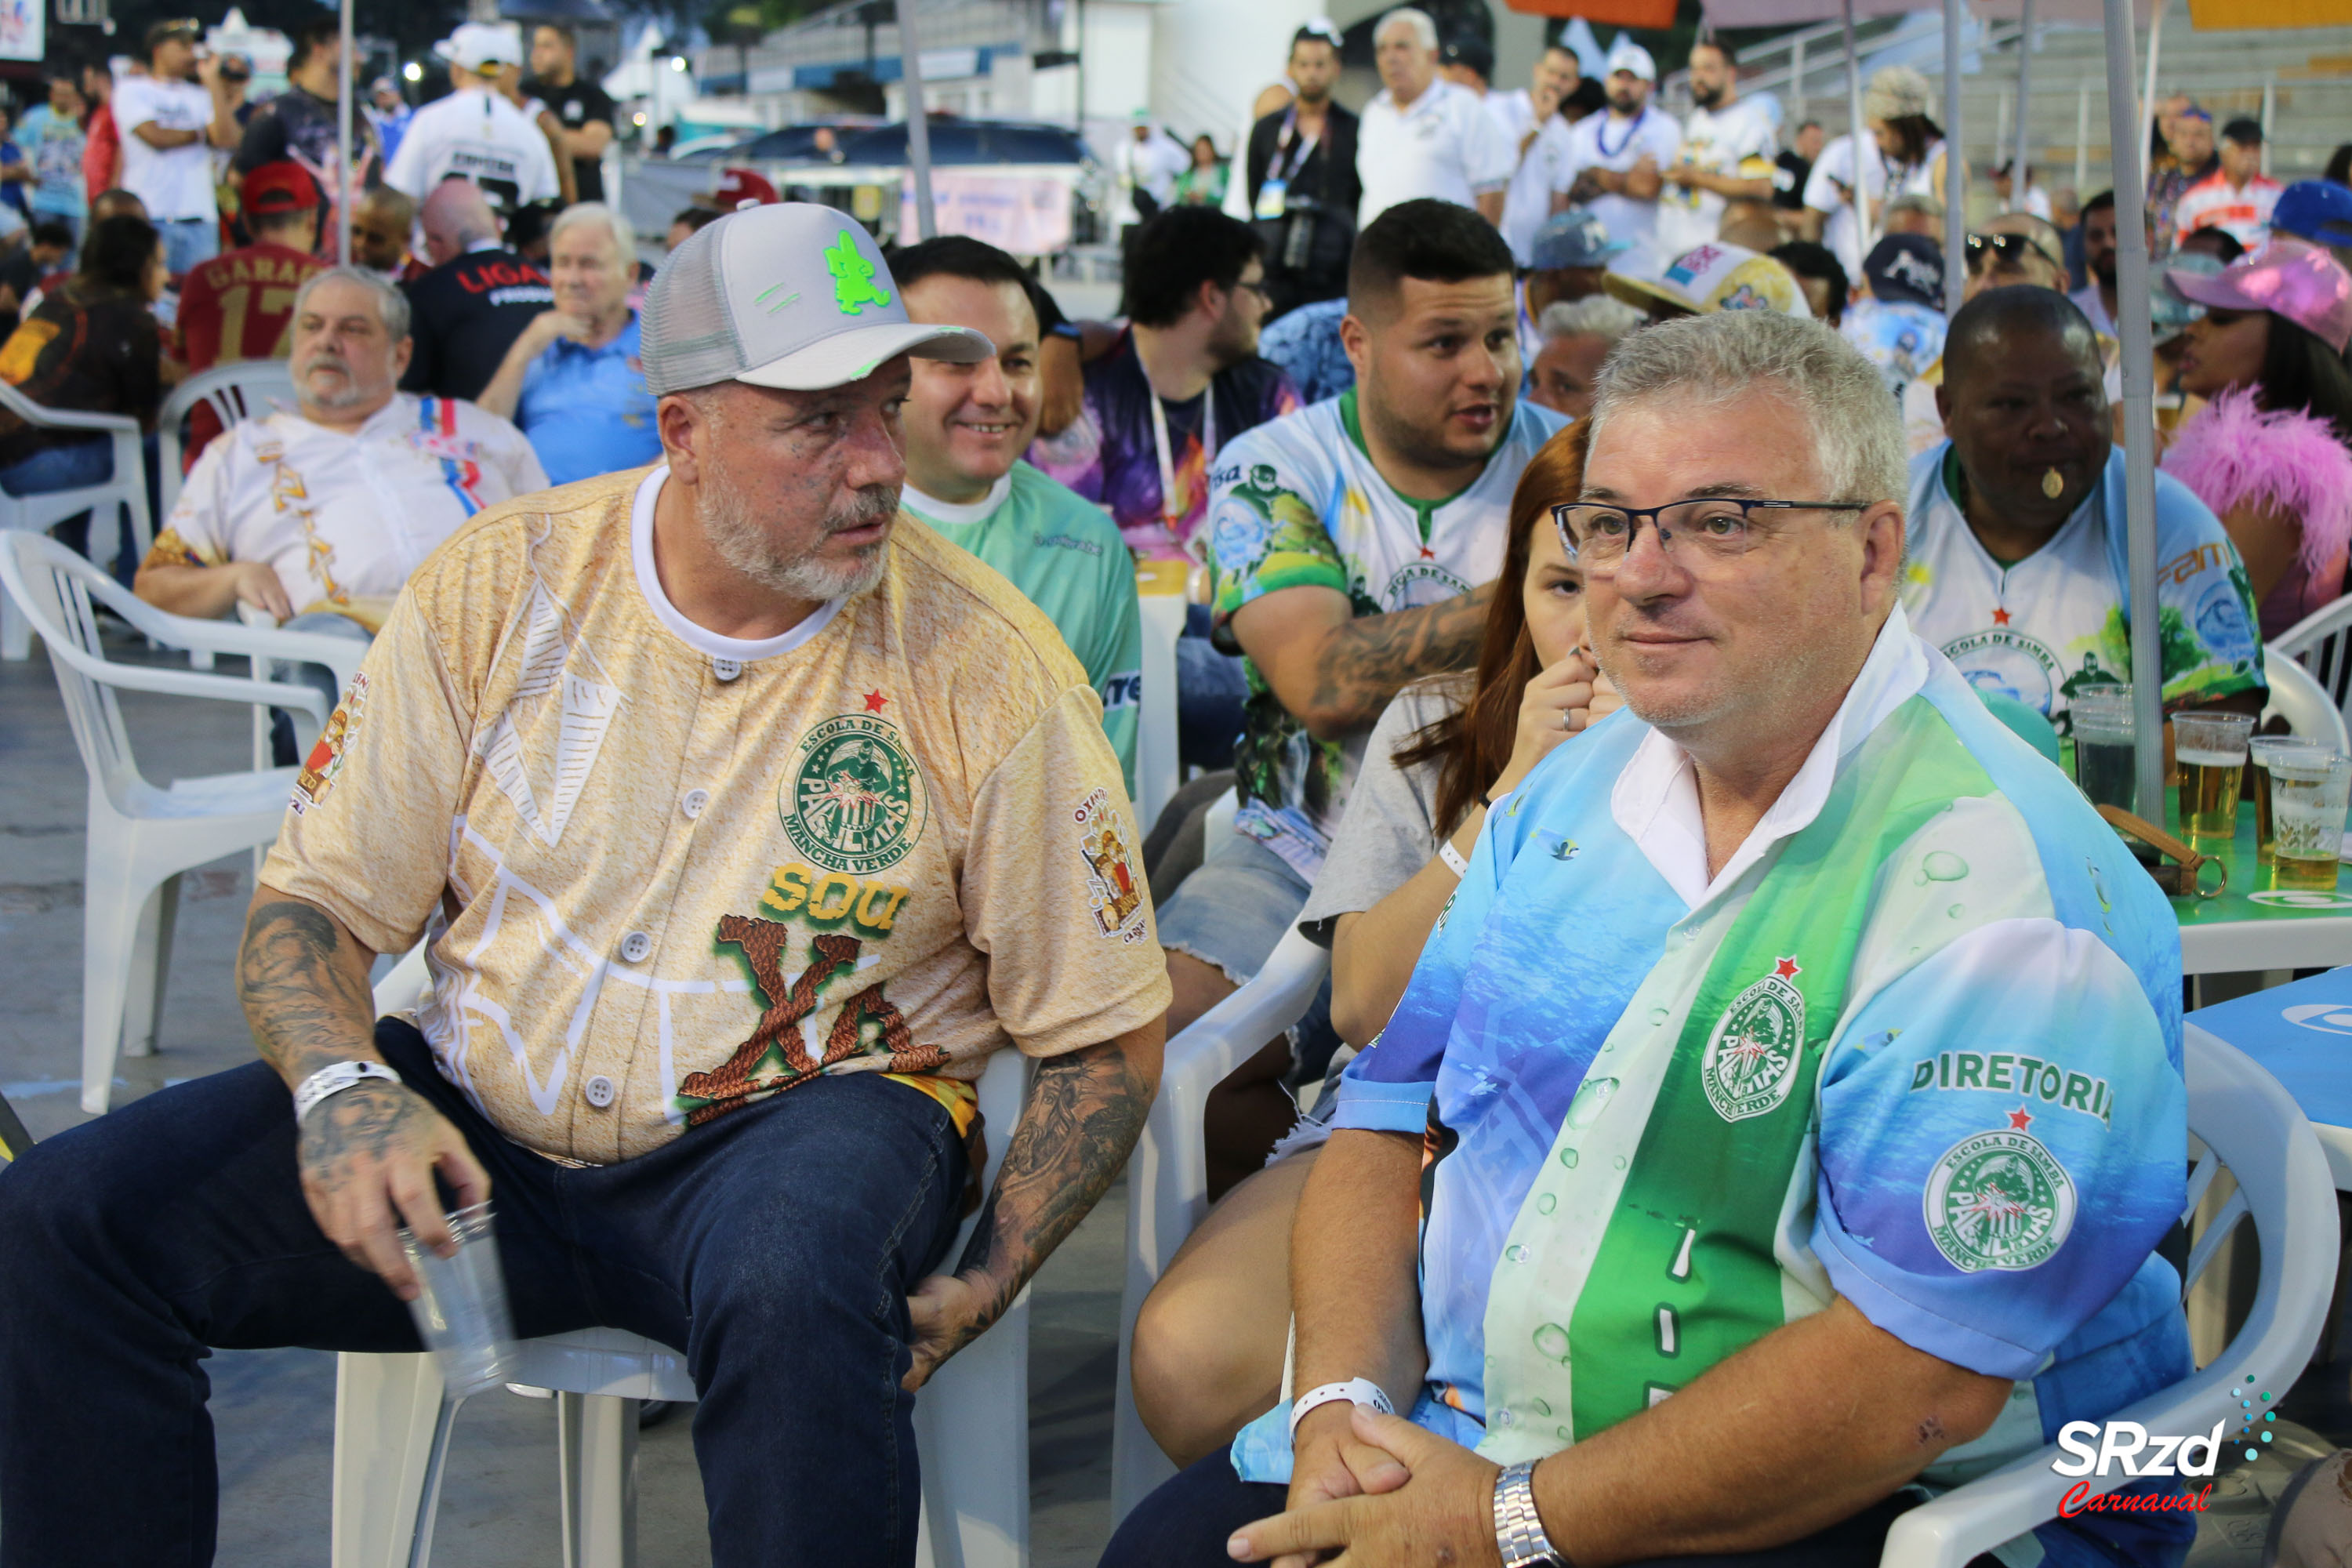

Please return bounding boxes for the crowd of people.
[1,5,2351,1566]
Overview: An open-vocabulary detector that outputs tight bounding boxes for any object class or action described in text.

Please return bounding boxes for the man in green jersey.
[895,236,1143,797]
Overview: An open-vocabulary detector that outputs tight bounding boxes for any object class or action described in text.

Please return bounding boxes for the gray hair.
[549,201,637,264]
[1883,191,1944,226]
[292,266,412,341]
[1587,310,1906,506]
[1539,295,1644,348]
[1374,7,1438,51]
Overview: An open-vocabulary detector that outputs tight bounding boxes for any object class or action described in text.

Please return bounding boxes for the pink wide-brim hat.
[2167,236,2352,356]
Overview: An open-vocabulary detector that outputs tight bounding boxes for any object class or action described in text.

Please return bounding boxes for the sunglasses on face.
[1965,231,2060,271]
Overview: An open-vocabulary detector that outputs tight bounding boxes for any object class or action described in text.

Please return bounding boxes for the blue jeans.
[1178,602,1250,772]
[158,216,219,275]
[0,1018,970,1566]
[0,431,158,583]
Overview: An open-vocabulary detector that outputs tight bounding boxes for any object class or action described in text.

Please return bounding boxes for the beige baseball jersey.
[263,464,1171,1164]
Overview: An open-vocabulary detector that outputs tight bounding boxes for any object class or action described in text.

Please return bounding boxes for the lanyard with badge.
[1254,109,1320,221]
[1149,383,1216,571]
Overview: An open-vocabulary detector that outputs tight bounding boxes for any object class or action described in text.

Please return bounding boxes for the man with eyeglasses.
[1112,305,2195,1568]
[1904,285,2263,735]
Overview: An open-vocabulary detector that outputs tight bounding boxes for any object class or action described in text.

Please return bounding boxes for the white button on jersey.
[711,658,742,682]
[620,931,652,962]
[583,1074,617,1109]
[681,789,710,820]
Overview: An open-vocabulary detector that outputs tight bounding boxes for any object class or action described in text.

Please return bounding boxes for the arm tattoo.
[1310,589,1491,731]
[944,1042,1156,1351]
[238,897,379,1084]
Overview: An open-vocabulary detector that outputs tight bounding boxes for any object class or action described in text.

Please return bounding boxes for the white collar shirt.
[1357,78,1519,227]
[152,393,548,628]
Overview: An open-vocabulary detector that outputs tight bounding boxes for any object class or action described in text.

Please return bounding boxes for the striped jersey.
[1235,605,2194,1566]
[147,394,546,633]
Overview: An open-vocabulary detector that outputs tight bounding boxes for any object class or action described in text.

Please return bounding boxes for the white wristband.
[1287,1377,1396,1437]
[292,1061,402,1123]
[1437,840,1471,878]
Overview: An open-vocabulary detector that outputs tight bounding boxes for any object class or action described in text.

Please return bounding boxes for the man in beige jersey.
[0,204,1173,1567]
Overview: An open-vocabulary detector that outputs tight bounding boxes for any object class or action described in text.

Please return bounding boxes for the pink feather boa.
[2161,386,2352,579]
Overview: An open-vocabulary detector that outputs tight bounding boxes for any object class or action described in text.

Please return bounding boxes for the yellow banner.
[2189,0,2352,27]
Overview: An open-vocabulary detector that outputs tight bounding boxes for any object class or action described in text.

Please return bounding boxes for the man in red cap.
[699,165,778,213]
[176,159,332,457]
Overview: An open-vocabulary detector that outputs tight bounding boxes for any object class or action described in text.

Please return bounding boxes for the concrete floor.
[0,632,1127,1565]
[8,619,2352,1566]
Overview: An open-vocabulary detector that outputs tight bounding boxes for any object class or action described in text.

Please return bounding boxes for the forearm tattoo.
[1312,590,1490,729]
[238,898,377,1083]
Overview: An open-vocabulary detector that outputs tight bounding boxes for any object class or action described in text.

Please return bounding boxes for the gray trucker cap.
[641,202,992,395]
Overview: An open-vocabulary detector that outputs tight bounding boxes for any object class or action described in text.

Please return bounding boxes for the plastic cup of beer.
[2172,712,2255,847]
[2249,737,2332,865]
[2268,752,2352,894]
[397,1201,517,1397]
[2071,688,2138,813]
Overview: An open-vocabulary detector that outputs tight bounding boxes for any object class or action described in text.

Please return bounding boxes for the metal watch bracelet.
[1491,1458,1571,1568]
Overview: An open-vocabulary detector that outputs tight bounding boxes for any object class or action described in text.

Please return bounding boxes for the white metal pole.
[2013,0,2034,213]
[1843,0,1864,282]
[337,0,354,265]
[1793,34,1807,131]
[2260,74,2275,176]
[898,0,938,238]
[1943,0,1965,312]
[2140,0,2165,180]
[2101,0,2163,821]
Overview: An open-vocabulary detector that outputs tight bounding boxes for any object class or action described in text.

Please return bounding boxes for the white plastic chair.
[335,946,1038,1568]
[1111,920,1330,1523]
[0,379,152,661]
[155,359,294,516]
[2261,641,2352,755]
[1882,1025,2338,1564]
[0,532,368,1113]
[2271,594,2352,739]
[1134,589,1188,833]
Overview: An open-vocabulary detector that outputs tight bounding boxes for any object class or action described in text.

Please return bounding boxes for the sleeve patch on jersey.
[1074,786,1148,943]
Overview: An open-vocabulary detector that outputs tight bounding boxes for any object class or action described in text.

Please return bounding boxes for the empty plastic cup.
[397,1201,517,1396]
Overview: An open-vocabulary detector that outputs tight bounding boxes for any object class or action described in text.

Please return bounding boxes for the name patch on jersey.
[760,862,911,937]
[1910,1051,2114,1124]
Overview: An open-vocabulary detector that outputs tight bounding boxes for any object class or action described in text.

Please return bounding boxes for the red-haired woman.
[1129,422,1620,1468]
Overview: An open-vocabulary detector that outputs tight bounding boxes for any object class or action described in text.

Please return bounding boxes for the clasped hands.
[1229,1402,1510,1568]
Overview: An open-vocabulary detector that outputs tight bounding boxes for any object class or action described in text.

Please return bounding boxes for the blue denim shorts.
[1156,826,1341,1087]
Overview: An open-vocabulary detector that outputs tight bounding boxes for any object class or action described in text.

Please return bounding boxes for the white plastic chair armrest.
[2,401,141,434]
[37,643,332,728]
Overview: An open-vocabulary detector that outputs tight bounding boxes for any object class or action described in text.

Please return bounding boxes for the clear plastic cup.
[2249,737,2332,864]
[2172,711,2256,846]
[397,1201,517,1396]
[2071,688,2138,813]
[2268,752,2352,893]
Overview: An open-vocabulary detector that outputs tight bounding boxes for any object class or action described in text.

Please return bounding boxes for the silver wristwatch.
[1491,1459,1570,1568]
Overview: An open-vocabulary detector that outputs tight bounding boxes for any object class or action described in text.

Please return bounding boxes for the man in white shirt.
[384,23,561,222]
[136,267,545,739]
[1484,42,1584,267]
[1660,38,1778,260]
[1114,113,1192,235]
[114,20,242,274]
[1563,38,1682,274]
[1355,7,1515,229]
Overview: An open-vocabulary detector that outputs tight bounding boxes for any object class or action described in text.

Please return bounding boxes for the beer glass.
[397,1201,517,1396]
[2172,712,2255,847]
[2249,737,2332,864]
[2071,688,2138,813]
[2268,752,2352,893]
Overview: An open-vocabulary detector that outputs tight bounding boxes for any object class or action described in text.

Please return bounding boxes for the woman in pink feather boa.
[2163,238,2352,640]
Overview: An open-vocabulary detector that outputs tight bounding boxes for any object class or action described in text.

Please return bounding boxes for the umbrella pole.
[338,0,354,265]
[1942,0,1963,312]
[2101,0,2163,821]
[2012,0,2034,214]
[898,0,938,238]
[1842,0,1864,281]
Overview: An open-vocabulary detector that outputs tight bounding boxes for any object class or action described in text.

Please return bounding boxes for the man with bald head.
[1903,285,2263,731]
[399,176,554,401]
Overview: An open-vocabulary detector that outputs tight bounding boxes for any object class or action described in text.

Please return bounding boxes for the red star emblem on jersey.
[1773,956,1801,980]
[1991,606,2013,626]
[1419,544,1436,560]
[862,690,888,713]
[2007,1105,2034,1131]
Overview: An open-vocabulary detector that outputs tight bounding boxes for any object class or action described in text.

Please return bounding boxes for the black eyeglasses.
[1232,278,1273,301]
[1966,230,2060,271]
[1551,498,1871,577]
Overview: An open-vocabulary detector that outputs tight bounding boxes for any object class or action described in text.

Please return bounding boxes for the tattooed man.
[0,204,1169,1568]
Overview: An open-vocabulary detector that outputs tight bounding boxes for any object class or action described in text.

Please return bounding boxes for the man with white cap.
[1355,6,1516,230]
[384,22,561,222]
[1562,37,1683,274]
[0,204,1171,1566]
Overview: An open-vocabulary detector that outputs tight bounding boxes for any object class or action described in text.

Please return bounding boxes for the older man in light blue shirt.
[477,201,660,484]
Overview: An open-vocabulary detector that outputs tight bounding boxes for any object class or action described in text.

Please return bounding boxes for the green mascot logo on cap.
[826,230,893,315]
